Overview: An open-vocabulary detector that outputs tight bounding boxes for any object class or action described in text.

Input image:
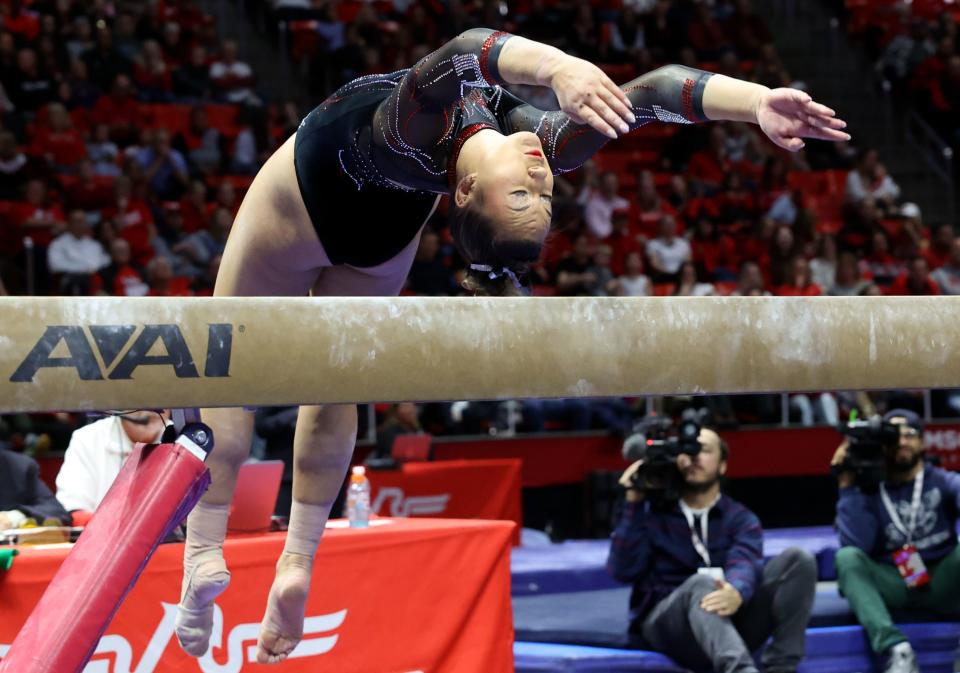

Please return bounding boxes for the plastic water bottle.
[347,466,370,529]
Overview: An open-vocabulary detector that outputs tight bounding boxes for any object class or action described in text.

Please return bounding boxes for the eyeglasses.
[901,428,920,438]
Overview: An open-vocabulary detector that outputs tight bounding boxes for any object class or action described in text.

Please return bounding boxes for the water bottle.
[347,466,370,529]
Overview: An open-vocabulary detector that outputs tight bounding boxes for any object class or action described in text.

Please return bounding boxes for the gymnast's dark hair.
[448,194,542,297]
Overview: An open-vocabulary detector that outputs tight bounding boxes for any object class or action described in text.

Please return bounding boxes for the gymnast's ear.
[454,173,478,208]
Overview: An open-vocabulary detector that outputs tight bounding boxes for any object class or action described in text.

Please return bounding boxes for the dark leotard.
[293,28,713,268]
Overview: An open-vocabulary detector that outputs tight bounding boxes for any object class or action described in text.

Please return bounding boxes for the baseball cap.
[882,408,924,432]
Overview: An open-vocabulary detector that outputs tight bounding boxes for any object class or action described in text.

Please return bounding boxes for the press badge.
[698,567,725,581]
[892,545,930,589]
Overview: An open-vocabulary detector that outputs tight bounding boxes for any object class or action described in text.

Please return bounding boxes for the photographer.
[833,410,960,673]
[608,425,816,673]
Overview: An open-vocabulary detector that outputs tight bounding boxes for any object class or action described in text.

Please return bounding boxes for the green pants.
[834,544,960,654]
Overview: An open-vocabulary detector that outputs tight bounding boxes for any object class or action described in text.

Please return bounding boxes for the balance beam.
[1,296,957,413]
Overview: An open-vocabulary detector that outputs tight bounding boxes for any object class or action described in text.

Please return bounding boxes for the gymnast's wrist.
[535,50,572,89]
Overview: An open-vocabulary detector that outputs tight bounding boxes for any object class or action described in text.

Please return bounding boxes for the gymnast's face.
[471,132,555,241]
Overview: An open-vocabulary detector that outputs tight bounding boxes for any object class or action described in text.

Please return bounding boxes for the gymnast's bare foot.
[175,556,231,656]
[256,552,313,664]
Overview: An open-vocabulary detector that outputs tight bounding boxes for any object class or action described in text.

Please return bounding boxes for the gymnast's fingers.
[579,105,618,139]
[598,86,636,128]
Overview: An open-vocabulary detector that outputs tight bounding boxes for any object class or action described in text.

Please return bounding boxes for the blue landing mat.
[514,623,960,672]
[511,527,841,596]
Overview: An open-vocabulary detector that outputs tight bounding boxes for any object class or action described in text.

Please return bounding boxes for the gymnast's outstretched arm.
[507,61,851,173]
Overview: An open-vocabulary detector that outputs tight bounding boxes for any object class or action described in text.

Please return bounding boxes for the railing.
[904,108,956,223]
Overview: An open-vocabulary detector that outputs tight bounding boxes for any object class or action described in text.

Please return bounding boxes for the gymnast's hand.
[755,88,850,152]
[546,56,636,140]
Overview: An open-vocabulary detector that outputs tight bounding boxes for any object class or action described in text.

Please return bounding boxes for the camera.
[833,416,902,491]
[622,411,704,502]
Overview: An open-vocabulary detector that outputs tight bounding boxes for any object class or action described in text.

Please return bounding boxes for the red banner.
[366,460,522,544]
[0,518,515,673]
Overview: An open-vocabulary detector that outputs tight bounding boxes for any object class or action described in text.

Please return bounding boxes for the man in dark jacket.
[608,426,816,673]
[0,448,70,527]
[833,409,960,673]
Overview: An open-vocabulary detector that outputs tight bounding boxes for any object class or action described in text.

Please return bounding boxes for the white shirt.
[619,274,651,296]
[584,191,629,239]
[47,233,110,274]
[56,416,135,511]
[646,236,691,274]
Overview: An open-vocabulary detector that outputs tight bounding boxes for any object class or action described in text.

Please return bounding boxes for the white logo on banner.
[371,487,451,517]
[0,604,346,673]
[925,429,960,451]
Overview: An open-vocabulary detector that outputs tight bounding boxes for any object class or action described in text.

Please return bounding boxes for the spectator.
[136,128,190,200]
[179,180,210,233]
[609,7,646,61]
[209,39,257,105]
[556,234,597,296]
[582,171,629,239]
[230,104,267,174]
[863,229,903,287]
[7,47,54,112]
[520,398,591,433]
[674,260,715,296]
[0,447,71,528]
[408,228,455,295]
[832,410,960,673]
[95,237,148,296]
[65,159,114,212]
[102,176,154,266]
[687,3,731,60]
[178,207,231,275]
[55,411,170,516]
[689,217,737,281]
[13,178,66,250]
[174,45,212,101]
[688,126,730,194]
[727,0,772,60]
[86,122,121,177]
[731,260,770,296]
[922,221,953,270]
[614,251,651,296]
[31,102,86,171]
[0,130,36,200]
[82,26,131,91]
[146,255,193,296]
[646,215,692,283]
[174,105,222,175]
[931,238,960,295]
[132,39,173,102]
[587,244,617,296]
[47,209,110,294]
[809,234,837,290]
[895,202,927,259]
[635,176,678,239]
[774,256,822,296]
[608,427,816,671]
[877,18,935,91]
[845,149,900,209]
[92,74,141,146]
[374,402,423,459]
[886,256,941,296]
[64,58,101,109]
[608,209,646,276]
[829,251,870,296]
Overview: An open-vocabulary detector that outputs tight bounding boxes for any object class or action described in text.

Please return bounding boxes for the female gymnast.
[174,28,850,663]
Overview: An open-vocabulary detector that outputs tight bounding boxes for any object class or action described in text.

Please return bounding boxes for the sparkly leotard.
[293,28,713,268]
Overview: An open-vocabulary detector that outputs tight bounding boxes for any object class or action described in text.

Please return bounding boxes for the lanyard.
[880,469,924,544]
[680,499,714,567]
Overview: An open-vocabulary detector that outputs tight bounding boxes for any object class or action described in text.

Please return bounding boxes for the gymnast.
[174,27,850,663]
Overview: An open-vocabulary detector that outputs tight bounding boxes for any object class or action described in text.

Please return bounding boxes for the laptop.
[227,460,284,532]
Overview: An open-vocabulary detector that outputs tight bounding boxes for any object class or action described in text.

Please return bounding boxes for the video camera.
[622,411,704,502]
[832,416,902,492]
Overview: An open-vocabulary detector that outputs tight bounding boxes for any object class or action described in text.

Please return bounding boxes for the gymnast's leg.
[254,229,425,663]
[176,137,329,657]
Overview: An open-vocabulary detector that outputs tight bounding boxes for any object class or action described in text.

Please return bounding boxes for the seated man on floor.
[607,423,816,673]
[56,410,170,520]
[833,409,960,673]
[0,445,71,529]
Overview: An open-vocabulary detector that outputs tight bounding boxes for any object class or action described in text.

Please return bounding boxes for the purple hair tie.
[469,263,523,292]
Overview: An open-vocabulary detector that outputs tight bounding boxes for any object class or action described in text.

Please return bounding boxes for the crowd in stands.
[2,0,959,450]
[837,0,960,149]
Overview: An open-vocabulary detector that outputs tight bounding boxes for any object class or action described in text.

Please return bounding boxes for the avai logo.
[371,487,451,517]
[0,603,346,673]
[9,324,233,382]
